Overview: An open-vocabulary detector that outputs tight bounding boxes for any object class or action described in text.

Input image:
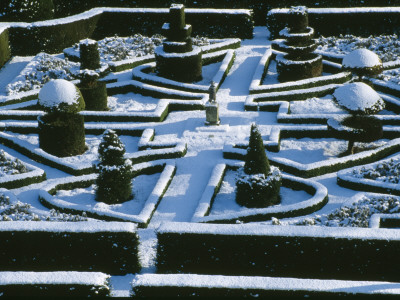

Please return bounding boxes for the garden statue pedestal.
[205,82,220,125]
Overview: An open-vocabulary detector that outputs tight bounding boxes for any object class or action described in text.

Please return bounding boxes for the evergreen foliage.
[95,130,133,204]
[236,124,281,208]
[244,124,270,175]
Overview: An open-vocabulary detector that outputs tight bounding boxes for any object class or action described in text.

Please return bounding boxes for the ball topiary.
[37,79,86,157]
[95,129,133,204]
[236,124,282,208]
[38,79,85,114]
[342,48,383,76]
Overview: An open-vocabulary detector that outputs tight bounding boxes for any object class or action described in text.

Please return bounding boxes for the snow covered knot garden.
[3,1,400,297]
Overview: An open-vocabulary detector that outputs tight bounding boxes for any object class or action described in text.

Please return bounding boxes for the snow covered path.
[147,27,276,227]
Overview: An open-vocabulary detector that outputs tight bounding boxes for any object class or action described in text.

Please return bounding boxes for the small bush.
[95,129,133,204]
[236,124,282,208]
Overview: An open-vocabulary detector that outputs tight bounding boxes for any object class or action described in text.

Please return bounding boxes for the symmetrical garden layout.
[2,4,400,297]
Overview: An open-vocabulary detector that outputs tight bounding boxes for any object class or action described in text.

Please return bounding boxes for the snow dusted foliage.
[0,150,28,176]
[38,79,85,113]
[342,49,383,76]
[294,196,400,228]
[0,192,87,222]
[343,49,382,69]
[352,158,400,184]
[95,130,133,204]
[73,34,163,61]
[236,124,282,208]
[244,124,270,175]
[317,34,400,63]
[6,53,78,95]
[332,82,384,115]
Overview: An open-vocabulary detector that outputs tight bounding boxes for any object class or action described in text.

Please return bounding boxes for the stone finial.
[208,81,217,103]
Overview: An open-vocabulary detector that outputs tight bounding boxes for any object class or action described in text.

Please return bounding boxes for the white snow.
[0,271,109,286]
[132,273,400,294]
[38,79,80,109]
[342,48,382,68]
[332,82,383,112]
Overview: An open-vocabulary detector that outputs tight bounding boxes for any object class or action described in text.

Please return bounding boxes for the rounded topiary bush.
[0,0,54,22]
[236,124,282,208]
[95,129,133,204]
[342,48,383,77]
[332,82,385,115]
[38,79,85,114]
[38,79,86,157]
[329,82,384,154]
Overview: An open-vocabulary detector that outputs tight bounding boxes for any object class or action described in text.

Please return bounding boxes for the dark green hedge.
[157,225,400,281]
[93,10,253,41]
[3,8,252,57]
[8,13,101,56]
[0,171,46,189]
[0,223,140,275]
[52,0,400,26]
[0,0,54,22]
[268,8,400,39]
[131,276,392,298]
[0,273,110,297]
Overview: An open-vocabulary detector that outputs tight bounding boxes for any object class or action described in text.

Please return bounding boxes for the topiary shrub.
[236,124,282,208]
[0,0,54,22]
[37,79,86,157]
[95,129,133,204]
[328,82,384,154]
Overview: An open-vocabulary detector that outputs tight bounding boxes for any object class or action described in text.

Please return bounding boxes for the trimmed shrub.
[79,39,101,70]
[95,129,133,204]
[236,124,281,208]
[79,81,108,111]
[38,113,86,157]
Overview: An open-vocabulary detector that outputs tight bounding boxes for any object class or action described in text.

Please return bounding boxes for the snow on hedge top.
[38,79,85,113]
[342,48,382,69]
[333,82,384,114]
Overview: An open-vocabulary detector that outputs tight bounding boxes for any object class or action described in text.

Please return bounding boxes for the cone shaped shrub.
[95,129,133,204]
[236,124,281,208]
[244,124,270,175]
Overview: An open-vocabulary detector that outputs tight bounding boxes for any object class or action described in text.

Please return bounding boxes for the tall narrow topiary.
[236,124,282,208]
[95,129,133,204]
[244,124,271,175]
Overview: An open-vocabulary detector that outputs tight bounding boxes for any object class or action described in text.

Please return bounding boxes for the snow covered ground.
[1,26,400,296]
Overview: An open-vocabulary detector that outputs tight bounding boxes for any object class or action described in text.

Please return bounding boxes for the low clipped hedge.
[192,164,328,224]
[223,136,400,178]
[0,221,140,275]
[131,273,400,298]
[39,161,176,227]
[0,271,110,297]
[157,222,400,281]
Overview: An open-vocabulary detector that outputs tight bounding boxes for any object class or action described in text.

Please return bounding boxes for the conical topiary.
[95,129,133,204]
[244,124,270,175]
[236,124,282,208]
